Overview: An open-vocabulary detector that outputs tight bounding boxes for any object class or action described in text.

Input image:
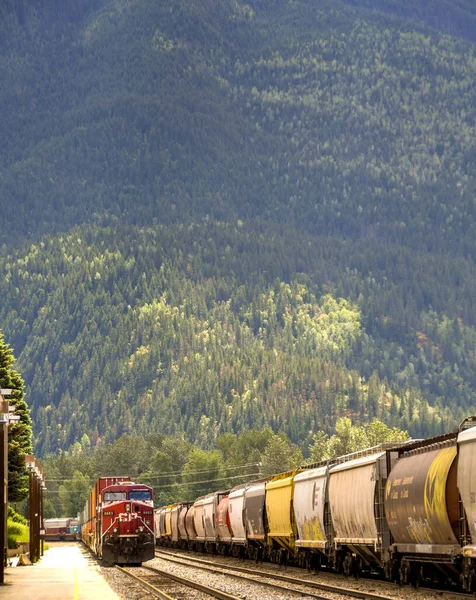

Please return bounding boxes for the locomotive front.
[100,482,155,565]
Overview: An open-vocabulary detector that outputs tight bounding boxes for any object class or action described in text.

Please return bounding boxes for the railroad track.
[116,564,241,600]
[418,586,475,600]
[155,549,395,600]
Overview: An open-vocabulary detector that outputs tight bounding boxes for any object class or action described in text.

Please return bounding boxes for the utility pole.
[40,478,44,557]
[0,397,7,584]
[25,456,44,564]
[0,388,19,584]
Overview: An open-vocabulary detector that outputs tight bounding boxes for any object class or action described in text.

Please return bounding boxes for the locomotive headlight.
[113,527,118,533]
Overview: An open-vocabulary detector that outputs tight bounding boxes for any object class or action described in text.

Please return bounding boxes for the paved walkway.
[2,542,120,599]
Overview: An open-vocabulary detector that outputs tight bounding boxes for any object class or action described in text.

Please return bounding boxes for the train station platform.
[2,542,120,599]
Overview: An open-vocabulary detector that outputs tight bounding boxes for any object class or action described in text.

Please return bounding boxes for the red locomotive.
[80,476,155,565]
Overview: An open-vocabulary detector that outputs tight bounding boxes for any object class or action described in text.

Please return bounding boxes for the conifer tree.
[0,331,32,501]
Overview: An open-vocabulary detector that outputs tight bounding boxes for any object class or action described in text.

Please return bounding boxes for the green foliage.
[260,433,303,477]
[0,332,32,502]
[343,0,476,43]
[0,1,475,461]
[8,505,27,525]
[58,470,91,517]
[7,519,29,549]
[182,448,225,501]
[0,0,475,256]
[309,417,410,461]
[43,498,57,519]
[0,220,473,456]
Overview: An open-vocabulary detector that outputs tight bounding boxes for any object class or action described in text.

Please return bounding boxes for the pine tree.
[0,331,32,501]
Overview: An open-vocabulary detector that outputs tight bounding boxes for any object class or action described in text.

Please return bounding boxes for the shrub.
[8,505,27,525]
[7,519,29,549]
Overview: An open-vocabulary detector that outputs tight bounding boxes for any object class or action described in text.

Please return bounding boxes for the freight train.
[44,517,80,541]
[79,477,155,565]
[155,417,476,592]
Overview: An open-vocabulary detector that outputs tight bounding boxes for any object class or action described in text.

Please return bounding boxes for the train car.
[154,507,163,545]
[178,502,193,548]
[328,445,401,576]
[202,493,215,543]
[244,480,267,560]
[193,496,206,549]
[228,485,247,555]
[171,503,184,546]
[185,503,197,546]
[68,518,80,539]
[385,427,465,586]
[44,518,74,541]
[68,517,80,536]
[265,471,299,563]
[457,425,476,591]
[203,490,229,550]
[216,494,233,550]
[294,465,331,570]
[164,504,174,545]
[154,507,166,545]
[147,417,476,592]
[80,477,155,565]
[81,476,131,551]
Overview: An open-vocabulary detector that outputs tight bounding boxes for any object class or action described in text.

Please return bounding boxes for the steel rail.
[115,565,176,600]
[141,564,241,600]
[155,549,393,600]
[418,587,475,600]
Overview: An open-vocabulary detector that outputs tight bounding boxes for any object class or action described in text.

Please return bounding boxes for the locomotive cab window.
[104,492,127,501]
[129,490,152,501]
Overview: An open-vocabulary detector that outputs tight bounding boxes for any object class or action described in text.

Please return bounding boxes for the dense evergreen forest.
[1,222,474,455]
[0,1,474,457]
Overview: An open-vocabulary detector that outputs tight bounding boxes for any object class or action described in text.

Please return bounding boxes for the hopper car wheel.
[409,563,421,588]
[254,547,264,564]
[335,552,344,574]
[312,554,322,573]
[351,555,362,579]
[386,558,401,584]
[304,554,312,571]
[399,559,409,585]
[343,553,352,577]
[306,553,320,573]
[462,560,476,593]
[384,560,391,581]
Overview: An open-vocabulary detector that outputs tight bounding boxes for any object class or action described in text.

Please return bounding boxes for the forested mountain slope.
[0,1,475,454]
[1,0,475,254]
[344,0,476,43]
[1,222,474,455]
